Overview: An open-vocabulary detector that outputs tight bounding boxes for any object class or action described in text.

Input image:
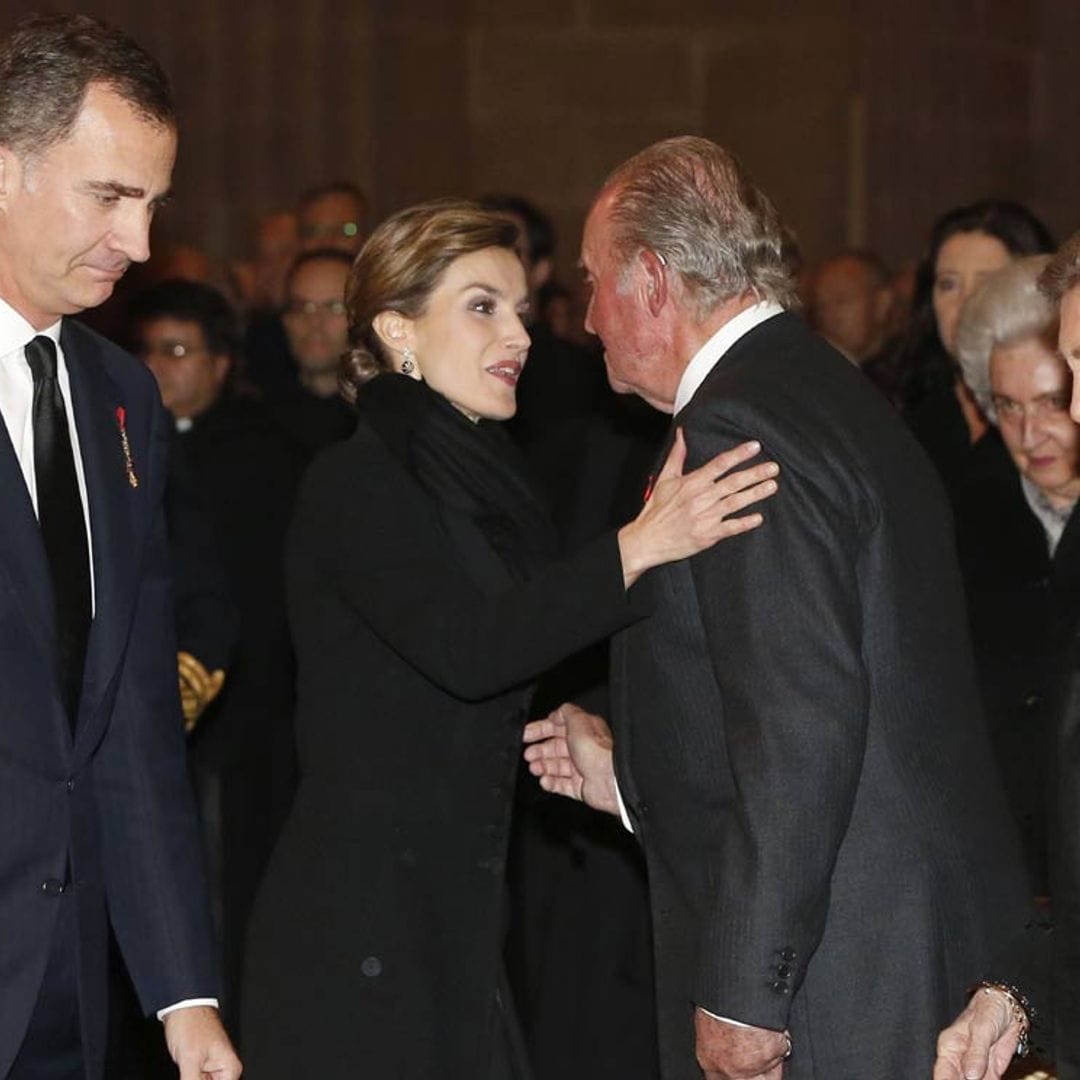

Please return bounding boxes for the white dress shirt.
[673,300,785,415]
[617,299,786,1032]
[0,297,217,1021]
[0,299,95,608]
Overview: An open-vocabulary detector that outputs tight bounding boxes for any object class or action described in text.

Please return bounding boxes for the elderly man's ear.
[639,248,669,317]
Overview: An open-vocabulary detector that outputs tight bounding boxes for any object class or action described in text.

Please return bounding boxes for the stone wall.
[5,0,1076,280]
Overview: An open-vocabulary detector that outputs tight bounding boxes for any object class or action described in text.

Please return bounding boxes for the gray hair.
[600,136,798,319]
[955,255,1056,420]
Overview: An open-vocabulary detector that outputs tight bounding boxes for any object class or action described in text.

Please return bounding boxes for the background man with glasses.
[265,247,356,460]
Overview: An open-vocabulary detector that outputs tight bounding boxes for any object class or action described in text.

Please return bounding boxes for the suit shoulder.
[684,315,901,527]
[63,318,159,402]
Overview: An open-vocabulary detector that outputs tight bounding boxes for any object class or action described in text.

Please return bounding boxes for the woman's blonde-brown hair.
[340,198,520,403]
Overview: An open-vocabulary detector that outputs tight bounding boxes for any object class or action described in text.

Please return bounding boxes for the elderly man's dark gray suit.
[611,311,1032,1078]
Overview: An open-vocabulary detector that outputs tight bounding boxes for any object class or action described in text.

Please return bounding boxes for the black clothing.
[504,323,608,459]
[264,384,356,464]
[504,385,666,1080]
[954,430,1080,894]
[242,309,295,397]
[1056,665,1080,1075]
[242,374,642,1078]
[177,396,305,1017]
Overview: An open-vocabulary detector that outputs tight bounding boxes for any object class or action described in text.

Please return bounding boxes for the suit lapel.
[63,324,140,756]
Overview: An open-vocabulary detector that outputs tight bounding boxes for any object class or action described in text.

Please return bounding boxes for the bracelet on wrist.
[971,981,1033,1058]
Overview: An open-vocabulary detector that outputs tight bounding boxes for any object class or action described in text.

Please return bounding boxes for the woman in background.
[895,200,1054,498]
[953,255,1080,897]
[241,200,778,1079]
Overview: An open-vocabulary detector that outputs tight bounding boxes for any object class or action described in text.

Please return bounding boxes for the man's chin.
[69,279,119,313]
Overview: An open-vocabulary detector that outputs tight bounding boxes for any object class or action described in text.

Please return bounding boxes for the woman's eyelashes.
[468,294,497,315]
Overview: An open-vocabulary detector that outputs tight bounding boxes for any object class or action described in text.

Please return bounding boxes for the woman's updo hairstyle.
[340,198,521,403]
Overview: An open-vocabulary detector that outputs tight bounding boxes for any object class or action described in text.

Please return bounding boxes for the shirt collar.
[673,300,784,415]
[0,295,62,358]
[1020,474,1076,556]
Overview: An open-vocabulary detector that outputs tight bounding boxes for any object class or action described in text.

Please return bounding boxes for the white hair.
[955,255,1057,420]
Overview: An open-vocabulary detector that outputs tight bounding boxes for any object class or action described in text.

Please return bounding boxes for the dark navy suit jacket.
[0,319,218,1077]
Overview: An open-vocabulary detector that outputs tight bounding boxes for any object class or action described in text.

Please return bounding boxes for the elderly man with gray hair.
[524,135,1032,1079]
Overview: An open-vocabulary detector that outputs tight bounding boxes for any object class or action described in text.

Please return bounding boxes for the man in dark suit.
[0,13,240,1079]
[525,136,1033,1078]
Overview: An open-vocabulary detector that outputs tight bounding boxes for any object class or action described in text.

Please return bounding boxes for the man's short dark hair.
[284,248,354,296]
[0,13,174,159]
[128,279,241,361]
[477,194,555,264]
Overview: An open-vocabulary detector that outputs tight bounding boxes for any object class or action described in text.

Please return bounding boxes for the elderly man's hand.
[523,704,619,816]
[934,989,1020,1080]
[694,1008,789,1080]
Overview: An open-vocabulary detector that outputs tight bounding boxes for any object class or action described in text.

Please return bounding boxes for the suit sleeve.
[683,408,870,1031]
[301,437,644,702]
[92,394,219,1013]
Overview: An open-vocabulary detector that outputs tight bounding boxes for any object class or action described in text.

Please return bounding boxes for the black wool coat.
[242,379,641,1078]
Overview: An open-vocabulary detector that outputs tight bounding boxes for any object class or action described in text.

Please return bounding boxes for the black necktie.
[25,336,91,729]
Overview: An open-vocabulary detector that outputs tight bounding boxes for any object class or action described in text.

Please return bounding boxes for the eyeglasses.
[285,299,347,318]
[138,341,208,361]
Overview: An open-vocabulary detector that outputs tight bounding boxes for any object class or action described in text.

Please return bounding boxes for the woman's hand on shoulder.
[617,428,778,588]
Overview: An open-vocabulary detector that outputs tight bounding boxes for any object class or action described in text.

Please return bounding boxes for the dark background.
[8,0,1079,279]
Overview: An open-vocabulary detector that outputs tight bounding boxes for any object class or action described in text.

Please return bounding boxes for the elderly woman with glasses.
[952,255,1080,899]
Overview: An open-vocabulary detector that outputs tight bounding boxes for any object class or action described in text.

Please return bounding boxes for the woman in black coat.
[953,255,1080,900]
[241,200,778,1079]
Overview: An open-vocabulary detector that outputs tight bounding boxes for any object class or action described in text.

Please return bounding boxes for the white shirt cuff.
[156,998,219,1021]
[698,1007,752,1028]
[613,774,635,834]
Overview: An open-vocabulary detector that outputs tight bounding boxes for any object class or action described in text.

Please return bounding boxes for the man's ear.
[210,354,232,391]
[639,249,669,318]
[371,310,413,357]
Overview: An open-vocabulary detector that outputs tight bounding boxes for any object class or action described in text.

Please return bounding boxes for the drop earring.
[401,346,415,376]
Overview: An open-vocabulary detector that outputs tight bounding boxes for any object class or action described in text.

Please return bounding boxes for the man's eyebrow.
[83,180,145,199]
[82,180,173,208]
